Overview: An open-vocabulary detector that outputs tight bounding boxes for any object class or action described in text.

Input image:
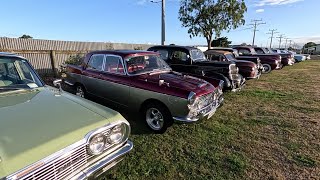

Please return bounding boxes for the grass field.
[100,60,320,180]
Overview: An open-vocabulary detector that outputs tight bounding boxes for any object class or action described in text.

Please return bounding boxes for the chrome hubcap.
[76,86,84,98]
[146,108,164,130]
[263,64,271,73]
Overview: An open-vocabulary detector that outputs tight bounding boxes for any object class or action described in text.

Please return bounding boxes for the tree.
[240,42,247,46]
[303,42,316,49]
[211,37,232,47]
[19,34,33,39]
[178,0,247,49]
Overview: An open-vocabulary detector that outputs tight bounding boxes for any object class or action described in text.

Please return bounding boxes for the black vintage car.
[147,45,245,91]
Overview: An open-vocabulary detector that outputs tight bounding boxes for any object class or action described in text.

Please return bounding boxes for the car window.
[255,49,265,54]
[190,49,206,61]
[0,57,43,88]
[207,54,220,61]
[87,54,104,71]
[17,60,34,81]
[172,50,188,62]
[155,49,169,61]
[104,55,125,74]
[238,49,251,55]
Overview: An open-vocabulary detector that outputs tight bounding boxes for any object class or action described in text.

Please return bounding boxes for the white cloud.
[137,0,148,5]
[255,0,304,7]
[255,9,265,13]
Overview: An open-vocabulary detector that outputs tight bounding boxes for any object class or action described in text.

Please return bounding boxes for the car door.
[168,49,195,73]
[82,54,106,96]
[99,55,130,107]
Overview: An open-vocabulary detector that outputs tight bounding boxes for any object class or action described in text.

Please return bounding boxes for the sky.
[0,0,318,48]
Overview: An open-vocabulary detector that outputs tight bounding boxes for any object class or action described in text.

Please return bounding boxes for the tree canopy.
[303,42,316,49]
[19,34,33,39]
[178,0,247,49]
[211,37,232,47]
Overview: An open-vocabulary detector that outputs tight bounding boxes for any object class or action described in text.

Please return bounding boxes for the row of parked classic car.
[0,45,310,179]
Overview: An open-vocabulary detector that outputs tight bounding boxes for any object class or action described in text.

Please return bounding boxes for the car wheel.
[75,85,86,98]
[142,102,172,134]
[262,64,272,74]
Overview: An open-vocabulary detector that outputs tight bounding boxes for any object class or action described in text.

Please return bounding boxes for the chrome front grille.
[198,92,215,108]
[21,145,87,180]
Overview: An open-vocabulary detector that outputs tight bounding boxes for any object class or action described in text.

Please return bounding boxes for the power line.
[267,29,278,48]
[248,19,266,46]
[276,34,285,48]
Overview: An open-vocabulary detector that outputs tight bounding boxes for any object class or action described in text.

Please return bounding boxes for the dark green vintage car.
[0,53,133,179]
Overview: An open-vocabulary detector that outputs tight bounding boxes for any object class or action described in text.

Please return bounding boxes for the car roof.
[0,52,25,59]
[209,47,233,50]
[205,50,231,55]
[149,45,199,51]
[89,50,158,56]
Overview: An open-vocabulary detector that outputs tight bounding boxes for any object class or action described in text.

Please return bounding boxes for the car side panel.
[128,85,189,118]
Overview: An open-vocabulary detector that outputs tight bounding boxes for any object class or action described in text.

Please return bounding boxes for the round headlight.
[107,124,125,144]
[88,133,106,155]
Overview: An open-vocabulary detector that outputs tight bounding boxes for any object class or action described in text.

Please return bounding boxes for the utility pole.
[150,0,165,45]
[289,40,293,48]
[284,38,289,49]
[161,0,165,45]
[249,19,266,46]
[276,34,285,49]
[267,29,278,48]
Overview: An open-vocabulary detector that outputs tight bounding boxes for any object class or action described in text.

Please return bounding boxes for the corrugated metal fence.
[0,37,153,76]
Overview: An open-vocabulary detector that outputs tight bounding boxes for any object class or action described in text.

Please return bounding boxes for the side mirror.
[53,79,62,91]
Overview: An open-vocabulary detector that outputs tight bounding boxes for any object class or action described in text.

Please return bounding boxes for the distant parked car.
[256,47,295,66]
[0,52,133,179]
[148,45,245,91]
[64,50,223,133]
[233,46,283,73]
[208,47,264,74]
[204,50,261,79]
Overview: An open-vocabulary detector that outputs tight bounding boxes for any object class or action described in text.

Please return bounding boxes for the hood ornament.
[53,79,63,96]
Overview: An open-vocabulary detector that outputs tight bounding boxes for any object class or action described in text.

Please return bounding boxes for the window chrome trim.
[87,54,106,72]
[103,54,127,75]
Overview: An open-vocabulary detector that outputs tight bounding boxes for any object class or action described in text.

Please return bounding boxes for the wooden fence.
[0,37,153,76]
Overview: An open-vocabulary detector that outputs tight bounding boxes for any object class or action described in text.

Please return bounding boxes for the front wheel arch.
[140,99,173,133]
[205,72,231,89]
[74,83,87,98]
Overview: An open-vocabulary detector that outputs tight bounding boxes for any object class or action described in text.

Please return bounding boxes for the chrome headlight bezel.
[188,92,197,105]
[85,121,130,156]
[88,133,106,155]
[107,124,126,144]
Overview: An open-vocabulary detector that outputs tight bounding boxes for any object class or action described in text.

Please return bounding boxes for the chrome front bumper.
[72,141,133,180]
[231,77,246,92]
[173,89,224,123]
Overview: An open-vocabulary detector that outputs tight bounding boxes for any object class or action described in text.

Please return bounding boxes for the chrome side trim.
[64,80,74,86]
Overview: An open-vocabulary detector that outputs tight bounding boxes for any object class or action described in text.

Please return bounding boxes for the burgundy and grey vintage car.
[233,46,283,73]
[64,50,224,133]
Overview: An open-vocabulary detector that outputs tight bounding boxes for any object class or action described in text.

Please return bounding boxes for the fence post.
[50,50,58,78]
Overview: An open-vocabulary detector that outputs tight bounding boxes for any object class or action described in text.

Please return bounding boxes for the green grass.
[103,60,320,179]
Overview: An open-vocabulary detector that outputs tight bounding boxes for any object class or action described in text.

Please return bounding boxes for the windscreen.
[125,54,171,75]
[0,57,43,90]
